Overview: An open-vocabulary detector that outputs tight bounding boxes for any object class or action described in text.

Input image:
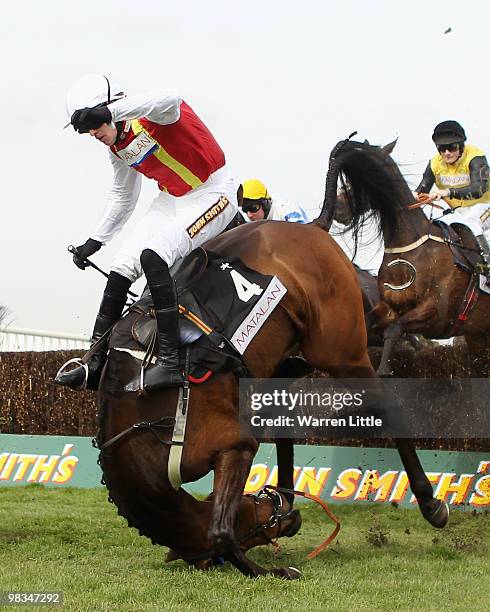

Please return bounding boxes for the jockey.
[239,179,309,223]
[55,74,238,393]
[415,120,490,277]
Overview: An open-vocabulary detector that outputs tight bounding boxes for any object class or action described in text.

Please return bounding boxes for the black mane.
[318,139,414,248]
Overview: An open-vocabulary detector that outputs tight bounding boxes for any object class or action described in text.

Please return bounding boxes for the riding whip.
[67,245,138,298]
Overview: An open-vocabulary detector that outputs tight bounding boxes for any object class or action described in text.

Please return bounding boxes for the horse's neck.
[383,207,432,249]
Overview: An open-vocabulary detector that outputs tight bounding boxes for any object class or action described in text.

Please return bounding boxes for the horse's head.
[236,489,302,552]
[323,137,413,249]
[333,140,400,228]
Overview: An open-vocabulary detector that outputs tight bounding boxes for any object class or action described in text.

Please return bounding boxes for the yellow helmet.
[242,179,270,201]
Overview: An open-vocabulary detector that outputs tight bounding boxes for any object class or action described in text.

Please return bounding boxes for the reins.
[265,485,341,559]
[187,485,342,565]
[385,195,479,255]
[382,194,482,334]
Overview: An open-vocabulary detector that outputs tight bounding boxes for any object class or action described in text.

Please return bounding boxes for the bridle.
[237,487,297,549]
[175,484,341,565]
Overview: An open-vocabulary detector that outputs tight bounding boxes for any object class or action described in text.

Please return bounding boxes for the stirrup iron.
[55,358,89,391]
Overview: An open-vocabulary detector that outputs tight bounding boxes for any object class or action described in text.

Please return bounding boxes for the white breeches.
[429,202,490,239]
[111,166,238,282]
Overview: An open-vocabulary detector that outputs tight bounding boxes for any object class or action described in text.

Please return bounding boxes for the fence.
[0,326,90,352]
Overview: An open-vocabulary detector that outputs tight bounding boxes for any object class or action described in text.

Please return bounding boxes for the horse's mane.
[317,139,415,251]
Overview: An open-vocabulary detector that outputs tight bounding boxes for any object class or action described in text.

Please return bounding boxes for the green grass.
[0,486,488,612]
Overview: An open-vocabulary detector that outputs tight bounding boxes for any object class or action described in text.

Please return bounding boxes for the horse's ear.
[363,139,370,145]
[382,139,398,156]
[237,184,243,208]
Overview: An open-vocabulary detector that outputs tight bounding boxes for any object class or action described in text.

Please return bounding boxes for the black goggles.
[242,202,263,213]
[437,143,461,153]
[242,199,269,213]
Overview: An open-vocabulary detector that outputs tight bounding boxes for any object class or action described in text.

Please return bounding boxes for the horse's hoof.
[272,566,302,580]
[424,500,449,529]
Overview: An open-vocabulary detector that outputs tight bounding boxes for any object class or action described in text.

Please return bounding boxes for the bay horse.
[324,138,490,374]
[97,196,448,579]
[334,219,421,350]
[352,263,419,349]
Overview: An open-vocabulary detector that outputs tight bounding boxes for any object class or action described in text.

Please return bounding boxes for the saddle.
[109,248,287,383]
[432,220,483,276]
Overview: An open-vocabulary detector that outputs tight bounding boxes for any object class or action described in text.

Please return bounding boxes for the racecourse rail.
[0,326,90,352]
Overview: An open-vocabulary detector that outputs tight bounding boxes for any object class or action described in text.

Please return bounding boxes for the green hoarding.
[0,434,488,510]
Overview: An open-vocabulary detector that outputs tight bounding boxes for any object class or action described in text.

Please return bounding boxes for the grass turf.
[0,485,488,611]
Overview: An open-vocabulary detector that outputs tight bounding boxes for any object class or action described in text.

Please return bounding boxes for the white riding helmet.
[64,73,125,126]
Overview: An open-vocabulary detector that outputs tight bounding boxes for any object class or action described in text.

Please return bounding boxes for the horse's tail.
[314,132,358,231]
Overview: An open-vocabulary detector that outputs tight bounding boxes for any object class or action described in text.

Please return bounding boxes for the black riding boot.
[128,249,184,392]
[476,234,490,284]
[55,272,131,390]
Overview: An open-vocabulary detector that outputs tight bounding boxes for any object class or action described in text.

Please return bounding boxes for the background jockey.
[239,179,309,223]
[55,74,238,393]
[415,120,490,280]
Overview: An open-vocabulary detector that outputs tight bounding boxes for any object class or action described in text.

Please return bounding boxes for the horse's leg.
[377,297,439,374]
[329,363,449,529]
[405,333,421,350]
[273,356,313,510]
[275,439,302,538]
[394,438,448,527]
[208,447,301,579]
[276,439,295,505]
[377,320,403,376]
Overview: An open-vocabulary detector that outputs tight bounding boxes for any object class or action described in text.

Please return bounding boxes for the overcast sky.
[2,0,490,335]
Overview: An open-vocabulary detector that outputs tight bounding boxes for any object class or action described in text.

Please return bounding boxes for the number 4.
[230,269,263,302]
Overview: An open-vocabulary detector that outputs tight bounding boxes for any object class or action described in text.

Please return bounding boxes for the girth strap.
[168,349,192,490]
[444,272,480,337]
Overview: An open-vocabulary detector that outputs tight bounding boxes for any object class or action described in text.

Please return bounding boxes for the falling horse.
[324,138,490,375]
[95,172,448,579]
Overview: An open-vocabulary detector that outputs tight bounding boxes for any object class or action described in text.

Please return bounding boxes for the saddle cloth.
[432,220,490,295]
[109,249,287,381]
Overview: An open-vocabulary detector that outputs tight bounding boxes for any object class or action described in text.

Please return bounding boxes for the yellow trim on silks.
[131,120,203,189]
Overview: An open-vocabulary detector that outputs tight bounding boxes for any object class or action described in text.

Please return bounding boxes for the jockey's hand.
[71,106,112,133]
[415,192,430,202]
[432,188,450,200]
[73,238,102,270]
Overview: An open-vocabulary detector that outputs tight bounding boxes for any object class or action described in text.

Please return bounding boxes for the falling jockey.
[55,74,238,392]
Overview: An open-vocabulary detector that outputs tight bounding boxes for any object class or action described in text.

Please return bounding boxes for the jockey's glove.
[71,106,112,133]
[73,238,102,270]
